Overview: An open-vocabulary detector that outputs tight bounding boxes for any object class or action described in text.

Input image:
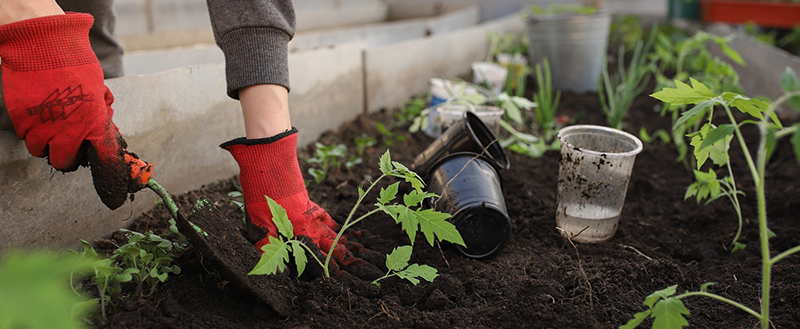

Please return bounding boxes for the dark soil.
[94,85,800,328]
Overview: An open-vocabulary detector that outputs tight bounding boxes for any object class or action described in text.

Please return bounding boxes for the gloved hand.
[0,13,135,209]
[222,129,383,280]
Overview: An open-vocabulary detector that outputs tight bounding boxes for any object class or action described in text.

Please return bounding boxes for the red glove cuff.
[0,12,97,71]
[221,128,306,204]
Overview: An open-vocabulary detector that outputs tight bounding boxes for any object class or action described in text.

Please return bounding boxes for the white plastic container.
[426,104,504,137]
[471,62,509,95]
[555,125,643,243]
[429,78,478,107]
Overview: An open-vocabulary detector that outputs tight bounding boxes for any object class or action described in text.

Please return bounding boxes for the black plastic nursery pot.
[426,152,511,259]
[411,111,510,179]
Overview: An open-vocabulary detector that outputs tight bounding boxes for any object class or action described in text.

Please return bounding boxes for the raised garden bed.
[93,80,800,327]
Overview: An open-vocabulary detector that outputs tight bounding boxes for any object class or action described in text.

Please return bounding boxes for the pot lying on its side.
[413,111,510,178]
[426,153,511,259]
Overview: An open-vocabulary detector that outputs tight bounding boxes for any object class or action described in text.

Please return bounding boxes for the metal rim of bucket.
[463,112,511,170]
[557,124,643,158]
[527,9,610,23]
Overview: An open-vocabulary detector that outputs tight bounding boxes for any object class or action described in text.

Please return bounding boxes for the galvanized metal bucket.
[525,11,611,93]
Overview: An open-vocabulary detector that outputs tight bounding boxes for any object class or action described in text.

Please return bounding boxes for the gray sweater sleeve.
[205,0,296,99]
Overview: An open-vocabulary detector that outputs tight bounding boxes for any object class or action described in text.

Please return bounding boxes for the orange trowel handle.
[125,153,154,186]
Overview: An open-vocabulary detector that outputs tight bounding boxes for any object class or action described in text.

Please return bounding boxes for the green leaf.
[385,245,413,272]
[379,150,392,174]
[722,93,768,119]
[644,285,678,308]
[732,241,747,253]
[699,282,715,292]
[717,40,745,66]
[674,100,714,130]
[249,236,290,275]
[651,79,716,106]
[619,311,651,329]
[684,182,698,201]
[291,242,307,277]
[781,67,800,93]
[395,207,419,245]
[416,209,464,247]
[70,299,98,320]
[378,182,400,205]
[651,297,690,329]
[792,124,800,164]
[403,190,436,208]
[395,264,438,285]
[690,124,712,168]
[265,196,293,239]
[699,124,735,150]
[767,228,777,239]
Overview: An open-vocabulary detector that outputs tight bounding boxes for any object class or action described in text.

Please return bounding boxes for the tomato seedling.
[623,68,800,329]
[250,150,465,283]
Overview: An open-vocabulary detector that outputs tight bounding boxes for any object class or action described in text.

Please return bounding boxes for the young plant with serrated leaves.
[250,150,464,282]
[624,68,800,329]
[306,142,347,184]
[372,245,437,287]
[650,29,746,167]
[70,240,138,322]
[599,28,656,130]
[113,229,184,296]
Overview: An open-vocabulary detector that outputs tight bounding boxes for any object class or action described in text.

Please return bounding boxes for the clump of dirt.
[96,89,800,328]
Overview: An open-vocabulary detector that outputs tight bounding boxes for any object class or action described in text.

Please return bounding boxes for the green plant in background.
[0,251,95,329]
[486,32,528,60]
[599,28,656,130]
[306,142,348,184]
[650,28,746,167]
[71,240,137,322]
[354,134,377,156]
[113,229,184,296]
[611,15,645,53]
[398,94,429,130]
[624,69,800,329]
[250,150,465,281]
[744,22,778,46]
[777,26,800,55]
[532,57,561,142]
[375,122,407,147]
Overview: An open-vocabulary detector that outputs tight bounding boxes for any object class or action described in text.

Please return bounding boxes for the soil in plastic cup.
[471,61,509,94]
[426,153,511,258]
[555,125,643,243]
[413,111,510,179]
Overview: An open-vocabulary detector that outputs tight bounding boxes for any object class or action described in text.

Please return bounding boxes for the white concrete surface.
[124,6,479,75]
[0,42,366,250]
[364,13,525,112]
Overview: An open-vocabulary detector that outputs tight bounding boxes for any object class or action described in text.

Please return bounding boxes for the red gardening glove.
[0,13,134,209]
[222,129,382,279]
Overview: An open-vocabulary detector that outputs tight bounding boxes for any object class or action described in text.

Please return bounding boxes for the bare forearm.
[0,0,64,25]
[239,84,291,139]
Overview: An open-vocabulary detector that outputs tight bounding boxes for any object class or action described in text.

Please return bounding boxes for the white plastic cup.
[429,78,478,107]
[425,104,504,137]
[556,125,643,243]
[471,62,509,94]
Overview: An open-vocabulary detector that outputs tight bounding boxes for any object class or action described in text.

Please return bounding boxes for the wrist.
[0,1,64,25]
